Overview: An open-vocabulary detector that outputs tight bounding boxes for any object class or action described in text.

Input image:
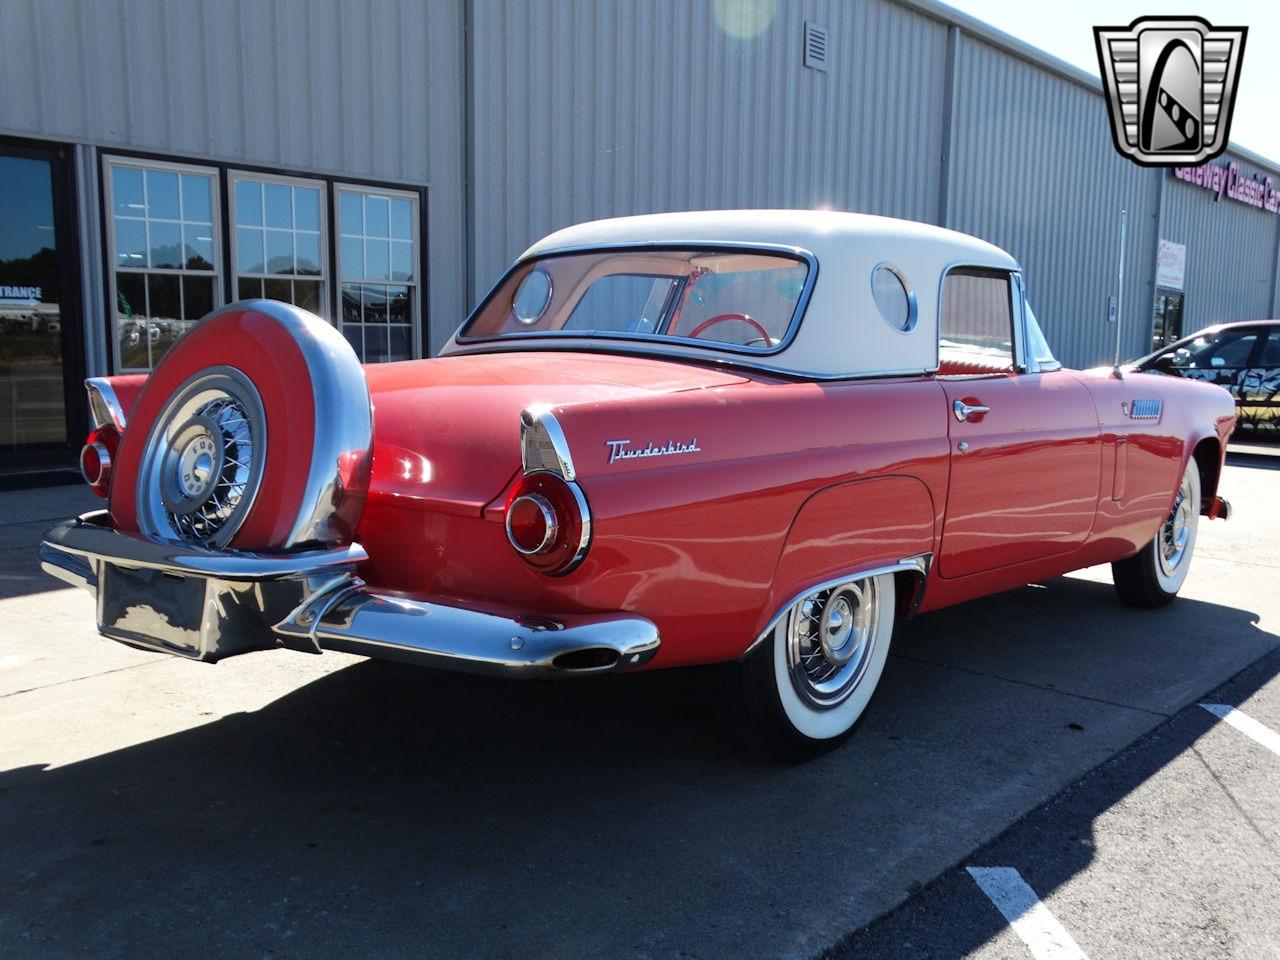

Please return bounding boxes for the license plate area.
[99,563,209,658]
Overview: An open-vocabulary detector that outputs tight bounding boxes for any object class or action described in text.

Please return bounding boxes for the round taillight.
[506,493,558,555]
[80,426,120,499]
[504,472,590,575]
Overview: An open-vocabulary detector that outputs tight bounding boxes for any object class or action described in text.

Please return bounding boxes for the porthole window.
[871,264,915,333]
[513,268,553,325]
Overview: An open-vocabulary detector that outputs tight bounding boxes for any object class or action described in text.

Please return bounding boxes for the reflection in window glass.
[108,158,220,371]
[231,174,326,318]
[337,187,419,362]
[940,269,1014,366]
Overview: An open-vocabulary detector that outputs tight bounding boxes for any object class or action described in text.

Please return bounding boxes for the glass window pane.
[147,273,180,321]
[341,236,363,279]
[237,227,265,274]
[183,223,214,270]
[362,284,388,323]
[181,174,212,223]
[387,285,410,323]
[265,183,292,228]
[182,275,214,321]
[390,240,413,282]
[295,232,322,275]
[146,170,180,220]
[116,270,149,369]
[149,220,182,269]
[112,166,145,217]
[239,277,262,300]
[235,179,263,227]
[339,191,362,235]
[365,195,389,237]
[265,229,294,275]
[114,217,147,267]
[342,323,363,358]
[151,322,183,366]
[295,188,321,232]
[294,279,321,314]
[115,271,146,322]
[365,239,390,281]
[264,277,292,302]
[363,323,390,362]
[341,283,362,324]
[390,198,412,240]
[388,326,412,361]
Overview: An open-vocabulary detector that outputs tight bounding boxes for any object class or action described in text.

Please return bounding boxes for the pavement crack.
[1190,744,1280,863]
[0,658,168,699]
[889,652,1172,718]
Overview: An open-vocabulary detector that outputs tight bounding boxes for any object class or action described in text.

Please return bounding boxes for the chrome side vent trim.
[1125,399,1162,421]
[519,405,576,479]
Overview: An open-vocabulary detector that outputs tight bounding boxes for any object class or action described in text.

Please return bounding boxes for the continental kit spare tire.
[109,301,373,550]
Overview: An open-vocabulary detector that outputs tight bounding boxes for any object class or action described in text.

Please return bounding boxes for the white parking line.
[0,655,24,671]
[967,866,1088,960]
[1201,703,1280,757]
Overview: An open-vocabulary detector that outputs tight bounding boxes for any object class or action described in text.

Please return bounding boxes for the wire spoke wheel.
[1158,472,1195,578]
[786,578,881,711]
[136,367,267,547]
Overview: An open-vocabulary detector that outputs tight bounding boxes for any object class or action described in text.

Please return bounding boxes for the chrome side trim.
[740,552,933,660]
[86,377,127,430]
[520,405,576,480]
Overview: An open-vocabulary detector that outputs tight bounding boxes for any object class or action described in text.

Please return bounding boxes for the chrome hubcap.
[137,368,266,546]
[1158,474,1195,578]
[787,578,880,710]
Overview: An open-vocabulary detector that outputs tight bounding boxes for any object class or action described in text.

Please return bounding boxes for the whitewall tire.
[723,573,895,761]
[1112,459,1201,607]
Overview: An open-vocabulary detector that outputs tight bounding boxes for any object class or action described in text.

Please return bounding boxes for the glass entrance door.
[1152,288,1185,351]
[0,142,81,470]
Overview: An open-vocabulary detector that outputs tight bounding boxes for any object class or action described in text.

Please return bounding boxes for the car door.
[936,269,1102,579]
[1240,327,1280,431]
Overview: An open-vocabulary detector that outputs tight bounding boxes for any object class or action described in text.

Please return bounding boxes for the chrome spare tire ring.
[136,366,267,547]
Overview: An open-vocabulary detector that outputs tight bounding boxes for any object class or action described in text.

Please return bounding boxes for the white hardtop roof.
[525,209,1018,273]
[453,210,1023,379]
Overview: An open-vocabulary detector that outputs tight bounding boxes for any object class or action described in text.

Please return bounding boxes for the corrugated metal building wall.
[470,0,1280,368]
[0,0,467,359]
[1,0,1278,374]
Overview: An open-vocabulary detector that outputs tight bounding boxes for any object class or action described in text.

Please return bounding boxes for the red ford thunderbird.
[41,211,1236,759]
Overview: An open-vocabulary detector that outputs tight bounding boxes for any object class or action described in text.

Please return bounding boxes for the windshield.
[459,248,810,352]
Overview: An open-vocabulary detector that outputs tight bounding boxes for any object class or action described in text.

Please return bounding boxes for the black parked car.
[1134,320,1280,434]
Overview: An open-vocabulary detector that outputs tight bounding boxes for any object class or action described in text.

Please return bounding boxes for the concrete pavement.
[1,460,1277,958]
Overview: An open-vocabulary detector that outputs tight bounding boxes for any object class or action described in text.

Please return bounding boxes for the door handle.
[953,399,990,422]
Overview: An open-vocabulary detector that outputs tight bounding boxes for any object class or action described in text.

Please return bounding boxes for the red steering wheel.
[685,312,773,346]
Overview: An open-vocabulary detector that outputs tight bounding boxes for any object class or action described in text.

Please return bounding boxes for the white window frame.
[229,169,330,319]
[333,181,423,360]
[103,155,223,373]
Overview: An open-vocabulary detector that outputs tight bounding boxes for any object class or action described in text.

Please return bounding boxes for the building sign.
[0,284,42,304]
[1172,161,1280,215]
[1155,240,1186,290]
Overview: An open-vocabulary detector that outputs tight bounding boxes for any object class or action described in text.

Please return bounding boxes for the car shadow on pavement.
[1,578,1275,960]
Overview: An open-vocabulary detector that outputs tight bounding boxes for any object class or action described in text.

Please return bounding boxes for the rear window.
[459,248,810,352]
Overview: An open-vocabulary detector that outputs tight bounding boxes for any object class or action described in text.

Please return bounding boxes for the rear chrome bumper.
[39,511,659,675]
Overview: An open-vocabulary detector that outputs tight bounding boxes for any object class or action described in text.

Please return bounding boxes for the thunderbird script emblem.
[1094,16,1247,166]
[605,438,701,465]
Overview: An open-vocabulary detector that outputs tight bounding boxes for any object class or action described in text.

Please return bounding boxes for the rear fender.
[753,474,936,642]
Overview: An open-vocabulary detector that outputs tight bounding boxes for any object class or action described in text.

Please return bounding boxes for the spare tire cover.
[110,301,372,550]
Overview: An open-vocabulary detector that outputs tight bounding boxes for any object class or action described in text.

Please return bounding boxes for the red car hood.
[362,351,746,515]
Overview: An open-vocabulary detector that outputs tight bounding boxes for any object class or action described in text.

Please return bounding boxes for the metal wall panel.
[1161,156,1280,332]
[946,34,1159,369]
[0,0,467,352]
[469,0,950,302]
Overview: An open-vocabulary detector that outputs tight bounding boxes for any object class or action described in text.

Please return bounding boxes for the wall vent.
[804,22,828,72]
